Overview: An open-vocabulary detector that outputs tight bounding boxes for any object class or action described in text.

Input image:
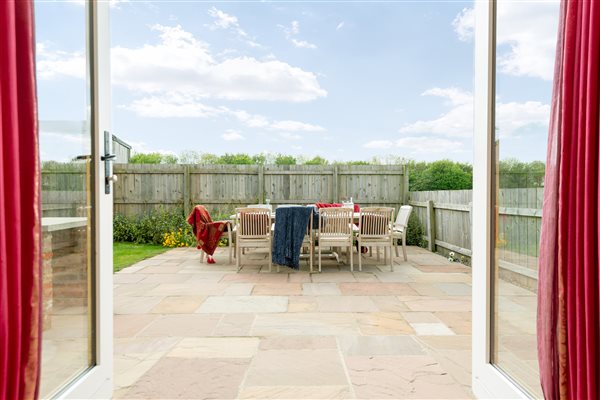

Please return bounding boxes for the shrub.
[163,228,196,248]
[405,212,426,247]
[113,208,195,246]
[113,213,135,242]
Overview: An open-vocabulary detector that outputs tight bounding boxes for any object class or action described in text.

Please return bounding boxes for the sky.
[35,0,559,163]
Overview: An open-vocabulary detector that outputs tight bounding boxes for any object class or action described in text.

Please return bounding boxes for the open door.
[37,1,113,398]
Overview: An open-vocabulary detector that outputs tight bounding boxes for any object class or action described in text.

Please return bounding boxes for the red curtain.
[538,1,600,399]
[0,1,42,399]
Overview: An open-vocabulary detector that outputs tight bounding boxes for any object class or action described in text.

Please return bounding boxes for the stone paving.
[113,246,474,399]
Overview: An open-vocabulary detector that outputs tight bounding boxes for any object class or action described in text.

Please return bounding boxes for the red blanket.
[315,202,360,212]
[187,205,227,256]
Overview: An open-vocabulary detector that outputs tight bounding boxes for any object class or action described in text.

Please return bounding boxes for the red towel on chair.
[315,202,360,212]
[187,205,227,256]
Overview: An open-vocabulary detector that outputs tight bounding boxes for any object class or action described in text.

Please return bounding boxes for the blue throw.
[272,206,313,270]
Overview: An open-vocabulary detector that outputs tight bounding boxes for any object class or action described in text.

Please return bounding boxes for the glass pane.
[492,0,560,397]
[35,1,94,397]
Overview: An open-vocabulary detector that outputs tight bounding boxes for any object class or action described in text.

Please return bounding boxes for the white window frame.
[472,1,534,398]
[56,1,113,398]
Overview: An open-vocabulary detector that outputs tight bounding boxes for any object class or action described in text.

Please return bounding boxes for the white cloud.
[336,22,345,31]
[452,8,474,42]
[120,94,326,132]
[396,136,463,153]
[206,7,261,48]
[452,2,559,80]
[399,87,550,138]
[222,130,245,141]
[279,21,318,49]
[268,120,324,132]
[36,43,85,80]
[279,132,302,140]
[111,24,326,102]
[364,140,394,149]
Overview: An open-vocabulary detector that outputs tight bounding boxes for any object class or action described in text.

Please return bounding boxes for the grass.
[113,242,170,273]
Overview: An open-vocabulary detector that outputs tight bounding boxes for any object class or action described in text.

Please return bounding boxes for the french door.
[36,1,113,398]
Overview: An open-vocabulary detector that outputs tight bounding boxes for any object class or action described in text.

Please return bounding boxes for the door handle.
[103,131,117,194]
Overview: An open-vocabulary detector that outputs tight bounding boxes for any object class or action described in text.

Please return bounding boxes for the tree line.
[127,152,545,191]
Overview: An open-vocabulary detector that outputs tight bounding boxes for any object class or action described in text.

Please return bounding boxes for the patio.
[112,245,474,399]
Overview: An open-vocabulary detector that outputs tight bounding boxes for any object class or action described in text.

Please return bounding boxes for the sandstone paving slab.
[355,312,414,335]
[150,295,206,314]
[370,296,410,312]
[122,357,250,399]
[223,283,255,296]
[287,296,319,312]
[288,273,312,283]
[337,335,425,356]
[302,283,342,296]
[213,313,256,336]
[114,296,165,315]
[252,313,360,336]
[239,385,353,399]
[138,265,185,274]
[373,272,416,283]
[167,337,260,358]
[315,296,379,313]
[407,282,448,296]
[114,274,148,284]
[434,311,471,335]
[138,314,222,337]
[245,349,348,387]
[139,273,193,284]
[345,355,472,399]
[416,334,471,350]
[252,283,303,296]
[435,282,472,296]
[259,335,338,351]
[114,283,160,297]
[147,282,230,296]
[114,314,159,338]
[352,272,380,282]
[197,296,288,313]
[114,336,181,356]
[410,322,455,336]
[401,311,442,323]
[339,282,419,296]
[221,273,289,284]
[405,297,471,312]
[311,272,357,283]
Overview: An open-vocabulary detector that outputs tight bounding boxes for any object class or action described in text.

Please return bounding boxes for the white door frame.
[472,1,532,398]
[58,1,113,398]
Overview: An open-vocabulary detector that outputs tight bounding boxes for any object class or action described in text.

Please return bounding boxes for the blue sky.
[35,0,559,163]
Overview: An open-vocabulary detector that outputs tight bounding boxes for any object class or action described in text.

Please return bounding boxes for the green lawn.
[113,242,170,273]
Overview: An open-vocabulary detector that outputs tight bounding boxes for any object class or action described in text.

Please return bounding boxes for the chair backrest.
[394,205,413,230]
[238,208,271,238]
[318,207,353,238]
[359,207,394,237]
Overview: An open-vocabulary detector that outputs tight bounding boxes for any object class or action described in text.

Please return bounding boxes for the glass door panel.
[492,0,559,397]
[35,1,94,397]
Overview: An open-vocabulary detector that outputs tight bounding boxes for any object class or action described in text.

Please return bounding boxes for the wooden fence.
[409,189,543,290]
[42,163,409,218]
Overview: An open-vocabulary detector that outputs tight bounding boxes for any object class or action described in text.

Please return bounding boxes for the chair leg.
[349,244,353,272]
[236,244,240,272]
[369,246,373,257]
[402,236,407,261]
[269,243,273,273]
[390,243,394,272]
[358,240,362,272]
[318,244,322,273]
[228,228,232,264]
[377,247,381,261]
[395,239,400,258]
[310,243,314,273]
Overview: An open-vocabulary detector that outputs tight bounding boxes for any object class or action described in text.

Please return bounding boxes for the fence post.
[426,200,436,252]
[183,165,191,211]
[402,168,409,204]
[333,165,339,203]
[258,165,265,203]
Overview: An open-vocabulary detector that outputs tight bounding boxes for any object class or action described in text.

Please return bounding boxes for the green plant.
[113,208,194,246]
[163,228,196,247]
[405,212,426,247]
[113,213,135,242]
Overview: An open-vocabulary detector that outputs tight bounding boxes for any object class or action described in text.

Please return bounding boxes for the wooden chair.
[303,213,315,272]
[317,207,354,272]
[392,205,413,262]
[235,208,272,272]
[357,207,395,271]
